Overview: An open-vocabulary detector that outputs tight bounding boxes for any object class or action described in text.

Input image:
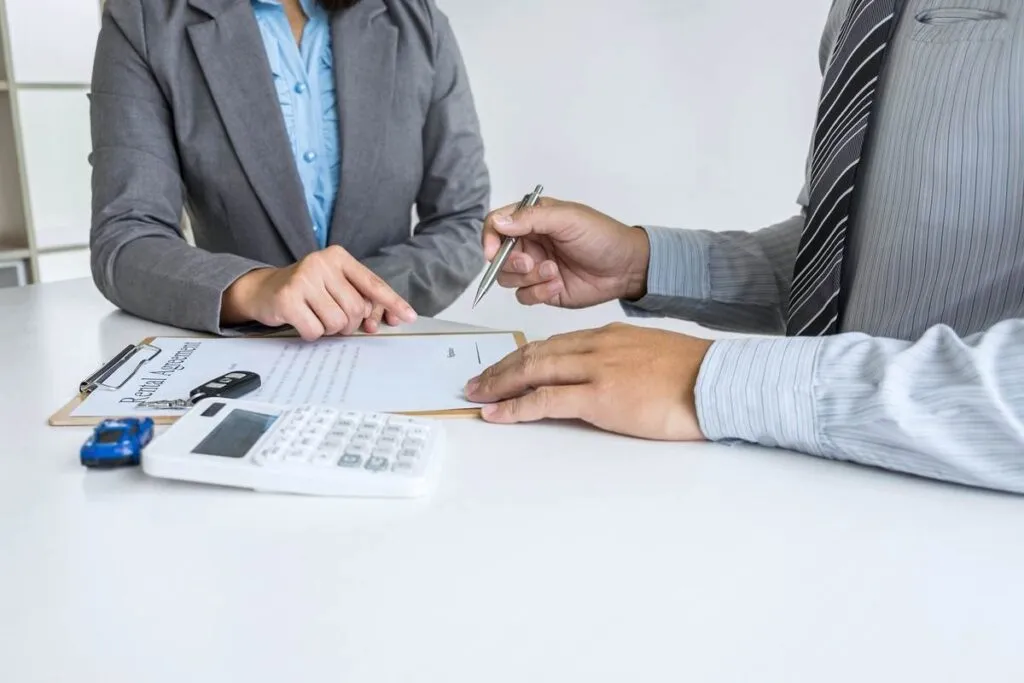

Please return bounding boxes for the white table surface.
[2,279,1023,683]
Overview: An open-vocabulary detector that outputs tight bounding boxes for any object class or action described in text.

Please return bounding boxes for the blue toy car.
[80,417,155,468]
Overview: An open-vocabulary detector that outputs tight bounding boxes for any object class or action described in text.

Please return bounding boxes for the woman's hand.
[222,246,417,340]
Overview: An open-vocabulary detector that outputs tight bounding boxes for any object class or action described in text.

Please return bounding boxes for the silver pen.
[473,184,544,307]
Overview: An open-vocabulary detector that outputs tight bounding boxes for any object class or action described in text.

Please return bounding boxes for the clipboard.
[49,330,527,427]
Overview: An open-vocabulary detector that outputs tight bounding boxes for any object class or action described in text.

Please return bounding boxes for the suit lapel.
[187,0,319,260]
[329,2,398,244]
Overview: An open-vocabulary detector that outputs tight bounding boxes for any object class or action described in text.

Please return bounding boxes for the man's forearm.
[622,214,804,335]
[695,319,1024,494]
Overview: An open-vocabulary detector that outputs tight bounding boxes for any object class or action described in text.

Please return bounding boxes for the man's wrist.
[620,226,651,301]
[619,227,709,317]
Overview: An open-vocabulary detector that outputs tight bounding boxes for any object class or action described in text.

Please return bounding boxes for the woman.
[89,0,489,340]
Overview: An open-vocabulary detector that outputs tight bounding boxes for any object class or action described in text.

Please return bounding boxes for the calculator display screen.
[192,409,277,459]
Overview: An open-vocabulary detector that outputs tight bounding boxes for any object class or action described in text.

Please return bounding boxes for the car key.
[135,371,262,411]
[189,371,261,404]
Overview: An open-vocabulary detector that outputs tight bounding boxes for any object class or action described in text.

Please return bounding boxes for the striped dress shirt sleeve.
[618,0,1024,493]
[624,224,1024,495]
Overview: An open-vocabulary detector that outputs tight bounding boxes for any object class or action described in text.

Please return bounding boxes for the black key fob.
[189,371,261,404]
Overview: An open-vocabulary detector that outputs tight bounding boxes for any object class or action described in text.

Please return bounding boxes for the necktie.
[786,0,904,336]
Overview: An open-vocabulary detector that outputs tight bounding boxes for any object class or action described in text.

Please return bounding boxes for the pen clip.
[519,184,543,211]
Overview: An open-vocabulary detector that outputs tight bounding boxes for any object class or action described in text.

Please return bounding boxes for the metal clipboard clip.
[79,342,163,395]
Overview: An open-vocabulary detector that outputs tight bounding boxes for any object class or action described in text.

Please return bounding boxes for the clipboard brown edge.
[48,330,527,428]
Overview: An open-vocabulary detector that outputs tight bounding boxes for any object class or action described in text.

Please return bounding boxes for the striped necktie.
[786,0,904,336]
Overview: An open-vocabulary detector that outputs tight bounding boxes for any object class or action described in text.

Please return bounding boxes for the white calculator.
[141,398,445,498]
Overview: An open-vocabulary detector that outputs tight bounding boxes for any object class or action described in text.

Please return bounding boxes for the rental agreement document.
[71,333,521,418]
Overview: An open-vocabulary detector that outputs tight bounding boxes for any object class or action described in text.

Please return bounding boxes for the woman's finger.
[361,304,385,334]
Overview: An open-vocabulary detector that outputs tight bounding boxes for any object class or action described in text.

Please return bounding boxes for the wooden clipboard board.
[49,330,527,427]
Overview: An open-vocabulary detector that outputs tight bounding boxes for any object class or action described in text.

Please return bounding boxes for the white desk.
[2,279,1023,683]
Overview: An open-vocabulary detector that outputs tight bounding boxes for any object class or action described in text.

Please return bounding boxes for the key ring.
[134,398,193,411]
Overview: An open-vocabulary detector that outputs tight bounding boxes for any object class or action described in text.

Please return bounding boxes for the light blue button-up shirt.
[252,0,340,249]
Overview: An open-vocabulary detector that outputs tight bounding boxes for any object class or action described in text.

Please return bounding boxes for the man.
[463,0,1024,494]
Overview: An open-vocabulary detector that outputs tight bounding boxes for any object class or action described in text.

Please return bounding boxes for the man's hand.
[221,246,417,340]
[482,198,651,308]
[464,323,713,441]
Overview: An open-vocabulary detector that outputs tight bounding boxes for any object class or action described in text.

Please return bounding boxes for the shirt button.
[303,151,317,163]
[294,83,308,94]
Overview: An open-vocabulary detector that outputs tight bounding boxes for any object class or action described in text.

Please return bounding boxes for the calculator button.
[279,427,303,442]
[322,436,344,450]
[286,448,310,462]
[339,454,363,468]
[398,448,420,461]
[262,446,284,462]
[364,456,389,472]
[346,444,371,459]
[378,435,400,447]
[392,461,414,474]
[308,427,331,443]
[383,426,403,438]
[403,440,425,453]
[313,450,337,466]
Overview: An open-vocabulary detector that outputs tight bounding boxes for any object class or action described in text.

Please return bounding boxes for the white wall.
[0,0,101,284]
[438,0,831,338]
[3,0,833,324]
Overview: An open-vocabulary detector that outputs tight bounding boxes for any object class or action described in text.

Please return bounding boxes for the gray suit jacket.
[90,0,490,334]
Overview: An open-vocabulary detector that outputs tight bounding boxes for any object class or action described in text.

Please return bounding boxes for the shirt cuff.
[694,336,827,454]
[620,226,709,317]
